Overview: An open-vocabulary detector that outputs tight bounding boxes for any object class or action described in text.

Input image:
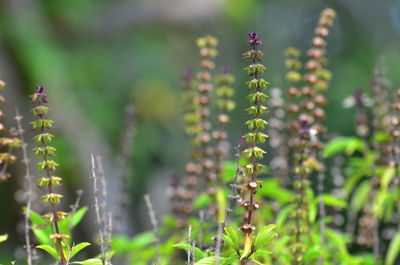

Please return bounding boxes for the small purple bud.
[170,175,180,189]
[248,32,258,39]
[353,89,364,107]
[299,119,309,128]
[36,85,44,93]
[183,67,193,81]
[248,32,262,46]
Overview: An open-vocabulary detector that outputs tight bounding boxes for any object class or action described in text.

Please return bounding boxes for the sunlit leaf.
[385,232,400,265]
[69,242,91,259]
[254,224,277,249]
[223,225,239,251]
[193,193,212,210]
[37,244,60,260]
[174,243,206,260]
[324,137,364,157]
[240,234,253,260]
[0,234,7,243]
[194,256,225,265]
[216,189,227,223]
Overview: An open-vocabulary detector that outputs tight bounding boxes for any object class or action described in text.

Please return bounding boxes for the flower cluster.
[0,81,21,182]
[239,32,268,258]
[195,35,218,187]
[292,116,313,262]
[31,85,68,265]
[285,8,336,263]
[213,67,235,186]
[169,67,201,227]
[355,59,390,252]
[268,88,289,186]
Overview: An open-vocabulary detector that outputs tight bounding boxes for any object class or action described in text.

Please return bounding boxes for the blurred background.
[0,0,400,261]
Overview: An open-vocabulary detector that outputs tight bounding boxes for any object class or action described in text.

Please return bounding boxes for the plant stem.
[15,110,33,265]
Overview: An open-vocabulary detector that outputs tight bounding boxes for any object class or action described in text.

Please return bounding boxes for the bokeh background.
[0,0,400,261]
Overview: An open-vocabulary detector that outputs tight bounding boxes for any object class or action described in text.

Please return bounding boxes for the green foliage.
[385,232,400,265]
[324,137,365,157]
[174,244,206,260]
[0,234,7,244]
[254,224,277,249]
[37,244,60,260]
[222,226,239,251]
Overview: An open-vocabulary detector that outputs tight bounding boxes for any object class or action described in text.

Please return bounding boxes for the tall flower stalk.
[31,85,68,265]
[213,67,235,186]
[15,110,33,265]
[195,35,218,189]
[306,9,336,263]
[293,116,312,264]
[0,80,20,182]
[169,67,201,227]
[239,32,268,260]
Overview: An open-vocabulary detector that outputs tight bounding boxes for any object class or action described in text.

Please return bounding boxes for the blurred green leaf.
[223,225,239,251]
[69,242,91,259]
[195,256,225,264]
[216,189,227,223]
[0,234,7,243]
[324,137,364,157]
[71,259,103,265]
[316,194,348,208]
[385,232,400,265]
[255,224,277,249]
[350,180,371,213]
[304,246,321,262]
[37,244,60,260]
[174,244,206,260]
[193,193,212,210]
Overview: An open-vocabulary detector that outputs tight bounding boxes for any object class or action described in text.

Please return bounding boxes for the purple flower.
[169,175,180,189]
[183,66,193,81]
[31,85,48,103]
[248,32,262,46]
[36,85,44,93]
[299,119,310,138]
[353,89,364,107]
[299,119,309,128]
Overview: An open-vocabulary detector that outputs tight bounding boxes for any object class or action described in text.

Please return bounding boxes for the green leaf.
[194,257,225,265]
[69,242,91,259]
[59,207,88,235]
[320,194,348,208]
[70,259,103,265]
[216,189,227,223]
[385,232,400,265]
[240,234,253,260]
[257,178,294,204]
[28,210,52,245]
[173,244,206,260]
[276,205,295,228]
[222,161,237,183]
[193,193,212,210]
[37,244,60,260]
[254,249,272,257]
[220,256,240,265]
[381,167,395,191]
[350,180,371,213]
[325,229,349,259]
[324,137,364,157]
[375,131,391,143]
[304,246,321,262]
[0,234,7,243]
[254,224,277,249]
[224,225,239,251]
[112,232,154,253]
